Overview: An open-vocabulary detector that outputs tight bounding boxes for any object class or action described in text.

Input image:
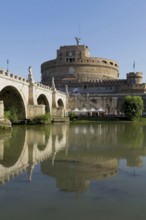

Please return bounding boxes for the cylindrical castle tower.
[41,43,119,87]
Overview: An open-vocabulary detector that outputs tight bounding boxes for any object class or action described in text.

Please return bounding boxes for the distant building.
[41,41,146,115]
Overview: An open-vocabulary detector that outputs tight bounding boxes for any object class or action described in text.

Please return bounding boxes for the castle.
[41,39,146,115]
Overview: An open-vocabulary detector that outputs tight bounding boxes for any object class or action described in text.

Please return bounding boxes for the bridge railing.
[0,69,29,83]
[35,83,66,95]
[35,82,52,90]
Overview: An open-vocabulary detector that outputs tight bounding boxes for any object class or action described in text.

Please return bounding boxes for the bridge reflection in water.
[0,125,68,184]
[0,123,145,193]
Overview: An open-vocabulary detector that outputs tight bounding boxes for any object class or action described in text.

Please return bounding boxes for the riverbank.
[70,116,146,125]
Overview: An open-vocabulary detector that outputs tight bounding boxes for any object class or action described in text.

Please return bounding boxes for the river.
[0,122,146,220]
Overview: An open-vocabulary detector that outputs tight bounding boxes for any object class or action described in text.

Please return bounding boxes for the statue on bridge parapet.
[28,66,34,83]
[52,77,56,91]
[65,84,69,96]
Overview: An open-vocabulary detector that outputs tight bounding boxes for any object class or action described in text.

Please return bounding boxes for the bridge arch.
[0,86,26,120]
[57,98,64,107]
[37,94,50,113]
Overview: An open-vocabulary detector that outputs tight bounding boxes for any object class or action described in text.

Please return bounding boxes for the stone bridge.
[0,68,69,122]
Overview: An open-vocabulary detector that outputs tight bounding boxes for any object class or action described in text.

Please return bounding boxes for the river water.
[0,123,146,220]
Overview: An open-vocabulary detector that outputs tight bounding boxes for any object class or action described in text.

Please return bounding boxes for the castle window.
[110,62,113,65]
[84,85,87,89]
[66,58,75,63]
[102,60,107,64]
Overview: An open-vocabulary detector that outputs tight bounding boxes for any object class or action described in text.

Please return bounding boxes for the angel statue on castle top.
[75,37,81,45]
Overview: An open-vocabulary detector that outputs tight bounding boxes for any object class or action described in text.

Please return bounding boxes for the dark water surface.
[0,123,146,220]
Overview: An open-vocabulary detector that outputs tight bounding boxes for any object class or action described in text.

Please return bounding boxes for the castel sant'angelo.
[41,38,146,115]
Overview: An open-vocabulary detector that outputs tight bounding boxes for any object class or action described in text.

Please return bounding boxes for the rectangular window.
[66,58,75,63]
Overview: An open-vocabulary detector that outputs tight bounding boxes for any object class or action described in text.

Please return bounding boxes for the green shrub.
[68,112,76,121]
[38,113,51,124]
[4,106,18,123]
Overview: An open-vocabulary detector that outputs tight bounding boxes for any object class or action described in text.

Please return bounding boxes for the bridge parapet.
[35,82,52,91]
[0,69,28,84]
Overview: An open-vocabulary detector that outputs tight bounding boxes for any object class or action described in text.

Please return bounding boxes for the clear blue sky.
[0,0,146,82]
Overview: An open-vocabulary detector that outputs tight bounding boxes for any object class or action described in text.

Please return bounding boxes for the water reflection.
[42,158,118,193]
[0,123,146,193]
[0,125,68,184]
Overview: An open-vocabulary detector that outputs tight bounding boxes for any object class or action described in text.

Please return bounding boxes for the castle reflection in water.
[0,123,146,193]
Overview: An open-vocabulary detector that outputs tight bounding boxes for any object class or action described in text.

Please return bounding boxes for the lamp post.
[6,60,9,72]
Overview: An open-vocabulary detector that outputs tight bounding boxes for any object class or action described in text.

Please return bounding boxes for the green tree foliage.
[68,112,76,121]
[4,106,18,123]
[38,113,51,124]
[121,96,144,120]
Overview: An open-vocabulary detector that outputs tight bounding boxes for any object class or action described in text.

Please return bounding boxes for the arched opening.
[57,98,64,107]
[37,94,50,113]
[0,86,26,120]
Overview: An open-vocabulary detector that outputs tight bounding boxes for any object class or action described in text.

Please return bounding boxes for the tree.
[121,96,144,120]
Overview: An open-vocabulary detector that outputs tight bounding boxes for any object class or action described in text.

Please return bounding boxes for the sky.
[0,0,146,83]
